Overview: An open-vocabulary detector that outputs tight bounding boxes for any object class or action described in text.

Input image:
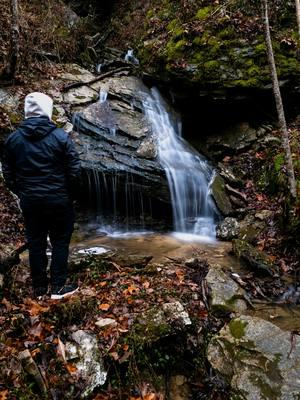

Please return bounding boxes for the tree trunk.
[263,0,297,198]
[296,0,300,37]
[6,0,19,79]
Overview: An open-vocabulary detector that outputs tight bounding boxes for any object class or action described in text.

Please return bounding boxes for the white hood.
[24,92,53,120]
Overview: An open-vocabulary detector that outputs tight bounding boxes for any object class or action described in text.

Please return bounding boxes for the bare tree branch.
[8,0,19,78]
[263,0,297,198]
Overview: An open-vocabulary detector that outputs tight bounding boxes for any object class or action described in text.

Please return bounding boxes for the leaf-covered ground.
[0,250,230,400]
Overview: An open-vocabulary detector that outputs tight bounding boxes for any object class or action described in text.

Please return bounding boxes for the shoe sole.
[50,287,79,300]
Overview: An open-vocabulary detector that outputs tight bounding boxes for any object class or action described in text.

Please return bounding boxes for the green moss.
[249,374,281,399]
[196,6,213,20]
[165,39,188,59]
[132,308,171,345]
[274,153,285,172]
[193,37,202,46]
[254,42,267,55]
[247,65,261,77]
[211,174,233,215]
[191,50,204,63]
[146,9,154,19]
[204,60,220,72]
[218,27,236,40]
[55,26,70,39]
[230,78,259,88]
[229,319,247,339]
[43,297,98,330]
[167,19,185,39]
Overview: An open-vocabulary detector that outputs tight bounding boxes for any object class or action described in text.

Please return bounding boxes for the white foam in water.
[77,247,109,255]
[96,225,152,238]
[172,232,216,243]
[143,89,218,241]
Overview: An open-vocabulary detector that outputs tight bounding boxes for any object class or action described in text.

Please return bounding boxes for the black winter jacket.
[2,117,81,203]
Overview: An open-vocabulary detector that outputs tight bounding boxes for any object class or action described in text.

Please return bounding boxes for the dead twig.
[62,66,132,92]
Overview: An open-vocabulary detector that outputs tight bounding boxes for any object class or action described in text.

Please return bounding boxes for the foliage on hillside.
[0,0,91,79]
[107,0,300,87]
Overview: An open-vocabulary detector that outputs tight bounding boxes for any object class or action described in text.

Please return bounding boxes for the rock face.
[206,266,247,313]
[207,315,300,400]
[201,122,267,160]
[71,75,170,204]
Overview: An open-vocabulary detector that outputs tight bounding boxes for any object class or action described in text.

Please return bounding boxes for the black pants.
[21,199,74,289]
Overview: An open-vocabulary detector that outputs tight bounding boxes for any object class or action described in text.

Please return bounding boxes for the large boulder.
[208,315,300,400]
[71,75,170,203]
[232,239,279,276]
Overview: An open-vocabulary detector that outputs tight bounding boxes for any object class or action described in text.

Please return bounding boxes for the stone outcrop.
[232,239,279,276]
[208,315,300,400]
[200,122,268,160]
[206,266,247,313]
[67,74,170,203]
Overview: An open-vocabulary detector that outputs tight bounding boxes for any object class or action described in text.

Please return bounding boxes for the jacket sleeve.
[2,138,18,195]
[64,134,82,199]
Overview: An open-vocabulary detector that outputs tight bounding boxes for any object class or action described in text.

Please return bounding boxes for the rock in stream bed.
[208,315,300,400]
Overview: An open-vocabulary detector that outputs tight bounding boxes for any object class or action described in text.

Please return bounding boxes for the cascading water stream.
[143,88,217,240]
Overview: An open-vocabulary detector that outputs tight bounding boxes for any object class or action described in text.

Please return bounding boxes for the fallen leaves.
[28,322,43,340]
[0,390,8,400]
[99,303,110,311]
[123,285,140,296]
[22,299,50,316]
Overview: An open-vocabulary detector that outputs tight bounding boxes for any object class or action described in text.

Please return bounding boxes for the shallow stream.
[71,226,300,333]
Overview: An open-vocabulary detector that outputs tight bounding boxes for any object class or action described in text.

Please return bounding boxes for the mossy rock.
[207,315,300,400]
[211,174,233,216]
[232,239,279,276]
[134,2,300,89]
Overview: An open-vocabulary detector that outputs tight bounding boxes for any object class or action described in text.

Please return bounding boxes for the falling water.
[143,88,217,239]
[124,49,139,65]
[99,89,108,103]
[96,63,102,74]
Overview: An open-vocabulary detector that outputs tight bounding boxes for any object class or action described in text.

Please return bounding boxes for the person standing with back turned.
[2,92,81,300]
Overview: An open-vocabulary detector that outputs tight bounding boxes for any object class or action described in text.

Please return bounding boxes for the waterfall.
[143,88,217,240]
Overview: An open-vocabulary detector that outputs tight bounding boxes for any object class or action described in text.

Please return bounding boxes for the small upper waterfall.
[124,49,139,65]
[99,89,108,103]
[143,88,217,240]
